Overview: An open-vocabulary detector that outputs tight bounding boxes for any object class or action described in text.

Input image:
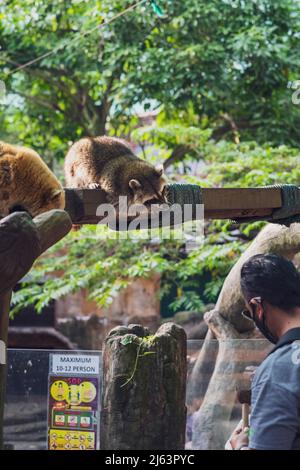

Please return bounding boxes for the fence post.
[101,322,187,450]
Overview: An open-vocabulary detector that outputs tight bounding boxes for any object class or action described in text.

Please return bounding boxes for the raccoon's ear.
[129,179,142,191]
[155,164,164,176]
[50,188,64,200]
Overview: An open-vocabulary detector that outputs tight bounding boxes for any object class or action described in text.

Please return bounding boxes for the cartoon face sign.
[67,385,81,405]
[50,380,68,401]
[79,382,97,403]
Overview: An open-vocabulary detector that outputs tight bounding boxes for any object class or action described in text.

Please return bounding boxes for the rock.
[56,315,108,350]
[125,314,159,333]
[186,321,208,340]
[162,306,214,340]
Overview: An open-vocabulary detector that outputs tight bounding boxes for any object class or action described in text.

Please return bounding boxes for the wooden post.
[101,322,187,450]
[0,210,72,449]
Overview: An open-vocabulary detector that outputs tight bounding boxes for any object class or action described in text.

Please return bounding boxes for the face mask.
[253,312,278,344]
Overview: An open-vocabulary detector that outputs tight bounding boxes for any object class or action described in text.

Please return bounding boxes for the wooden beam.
[64,186,283,225]
[203,187,282,211]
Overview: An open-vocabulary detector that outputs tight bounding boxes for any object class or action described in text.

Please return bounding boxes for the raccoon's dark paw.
[88,183,101,189]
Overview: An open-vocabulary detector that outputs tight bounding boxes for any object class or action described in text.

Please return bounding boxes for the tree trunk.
[101,322,187,450]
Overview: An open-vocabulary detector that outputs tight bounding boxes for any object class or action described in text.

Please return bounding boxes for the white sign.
[0,80,6,102]
[50,353,100,376]
[0,340,6,365]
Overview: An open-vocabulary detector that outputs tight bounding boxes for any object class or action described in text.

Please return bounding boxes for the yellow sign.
[49,429,95,451]
[48,352,101,450]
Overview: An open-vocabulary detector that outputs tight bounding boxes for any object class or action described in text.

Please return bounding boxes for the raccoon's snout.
[144,195,166,207]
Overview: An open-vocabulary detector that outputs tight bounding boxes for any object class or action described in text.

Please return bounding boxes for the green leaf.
[150,1,165,18]
[121,335,134,346]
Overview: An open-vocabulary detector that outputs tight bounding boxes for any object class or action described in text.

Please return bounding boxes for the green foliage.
[132,119,212,167]
[126,0,300,146]
[132,122,211,151]
[0,0,167,159]
[9,123,300,316]
[1,0,300,156]
[10,212,246,317]
[2,1,300,317]
[168,291,205,313]
[199,141,300,187]
[10,132,300,316]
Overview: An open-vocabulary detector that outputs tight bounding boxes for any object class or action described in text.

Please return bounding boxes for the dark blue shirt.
[249,328,300,450]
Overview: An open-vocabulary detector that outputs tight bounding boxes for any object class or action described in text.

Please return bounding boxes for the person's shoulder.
[272,342,300,367]
[253,343,300,393]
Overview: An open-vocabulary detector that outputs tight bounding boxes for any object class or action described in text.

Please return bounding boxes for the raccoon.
[64,136,166,209]
[0,141,65,218]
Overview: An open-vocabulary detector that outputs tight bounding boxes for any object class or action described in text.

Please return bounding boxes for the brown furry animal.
[64,136,167,209]
[0,141,65,218]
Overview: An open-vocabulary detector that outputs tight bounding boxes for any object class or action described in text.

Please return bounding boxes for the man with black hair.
[229,253,300,450]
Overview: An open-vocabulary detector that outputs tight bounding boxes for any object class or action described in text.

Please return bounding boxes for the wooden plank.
[64,186,284,225]
[206,208,275,220]
[203,187,282,210]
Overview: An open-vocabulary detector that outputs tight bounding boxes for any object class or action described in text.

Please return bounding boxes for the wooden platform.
[64,186,283,226]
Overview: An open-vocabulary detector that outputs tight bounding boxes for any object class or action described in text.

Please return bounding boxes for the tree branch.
[163,144,190,169]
